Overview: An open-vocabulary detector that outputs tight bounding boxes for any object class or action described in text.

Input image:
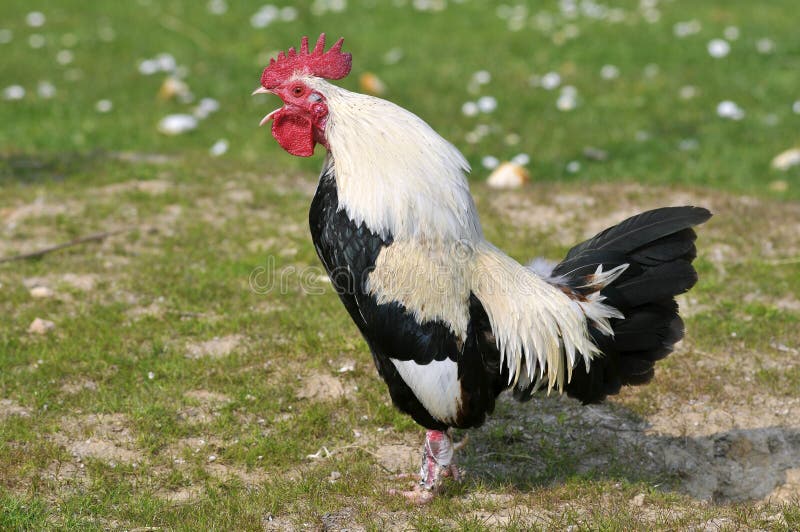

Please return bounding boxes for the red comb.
[260,34,352,89]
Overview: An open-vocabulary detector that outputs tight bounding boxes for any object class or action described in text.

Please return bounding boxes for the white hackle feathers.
[305,76,482,242]
[472,243,606,393]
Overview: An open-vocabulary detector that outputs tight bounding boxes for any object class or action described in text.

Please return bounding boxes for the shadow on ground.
[459,396,800,503]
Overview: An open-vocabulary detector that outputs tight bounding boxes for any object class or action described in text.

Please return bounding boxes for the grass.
[1,0,799,529]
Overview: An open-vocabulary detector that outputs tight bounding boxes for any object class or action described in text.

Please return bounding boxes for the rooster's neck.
[308,80,483,243]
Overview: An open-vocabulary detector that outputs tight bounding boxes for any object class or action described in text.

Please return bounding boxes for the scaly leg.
[389,429,464,504]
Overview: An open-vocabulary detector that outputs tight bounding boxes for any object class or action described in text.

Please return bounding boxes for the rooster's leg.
[390,429,464,504]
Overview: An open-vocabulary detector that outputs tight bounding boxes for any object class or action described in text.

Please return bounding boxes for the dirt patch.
[177,390,231,425]
[295,371,348,402]
[206,462,268,486]
[159,485,203,504]
[53,413,143,466]
[99,179,172,196]
[183,390,231,404]
[2,198,83,228]
[126,301,164,320]
[185,335,243,359]
[60,379,98,395]
[374,444,418,473]
[225,188,254,204]
[0,399,31,421]
[23,273,98,292]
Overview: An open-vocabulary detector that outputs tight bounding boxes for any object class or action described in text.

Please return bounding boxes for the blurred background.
[1,0,798,193]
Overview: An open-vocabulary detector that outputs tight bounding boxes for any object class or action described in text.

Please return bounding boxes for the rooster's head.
[254,34,352,157]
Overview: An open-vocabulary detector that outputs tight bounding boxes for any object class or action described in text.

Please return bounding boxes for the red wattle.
[271,111,316,157]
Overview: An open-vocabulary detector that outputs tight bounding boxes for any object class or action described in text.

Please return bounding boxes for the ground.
[1,162,798,529]
[1,0,799,530]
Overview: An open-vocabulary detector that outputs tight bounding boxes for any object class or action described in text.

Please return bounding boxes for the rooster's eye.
[292,86,304,96]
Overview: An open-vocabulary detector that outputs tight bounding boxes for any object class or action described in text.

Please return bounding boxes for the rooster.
[254,34,711,502]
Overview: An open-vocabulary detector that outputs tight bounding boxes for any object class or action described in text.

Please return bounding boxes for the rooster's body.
[255,35,711,499]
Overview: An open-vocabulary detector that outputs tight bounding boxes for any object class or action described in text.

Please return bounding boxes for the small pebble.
[158,77,190,100]
[147,371,155,380]
[487,162,529,189]
[792,101,800,114]
[358,72,386,96]
[30,286,54,298]
[208,454,216,462]
[29,317,55,335]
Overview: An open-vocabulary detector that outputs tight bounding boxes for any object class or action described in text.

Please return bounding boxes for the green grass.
[2,0,800,529]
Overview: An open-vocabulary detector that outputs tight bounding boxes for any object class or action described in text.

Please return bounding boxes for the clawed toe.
[387,486,435,505]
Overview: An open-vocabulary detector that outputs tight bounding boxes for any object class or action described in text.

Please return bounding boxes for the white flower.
[210,139,229,157]
[481,156,499,170]
[707,39,730,58]
[716,100,744,120]
[540,71,561,90]
[477,96,497,113]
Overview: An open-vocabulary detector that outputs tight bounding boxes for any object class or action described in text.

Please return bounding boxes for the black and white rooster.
[254,35,711,502]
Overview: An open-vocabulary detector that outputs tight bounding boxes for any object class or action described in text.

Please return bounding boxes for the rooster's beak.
[259,108,281,127]
[252,86,280,126]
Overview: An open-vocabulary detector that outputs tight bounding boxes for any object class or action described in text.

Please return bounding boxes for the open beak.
[252,86,281,127]
[259,108,282,127]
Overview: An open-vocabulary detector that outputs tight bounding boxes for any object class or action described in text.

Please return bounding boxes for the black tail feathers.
[555,206,712,403]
